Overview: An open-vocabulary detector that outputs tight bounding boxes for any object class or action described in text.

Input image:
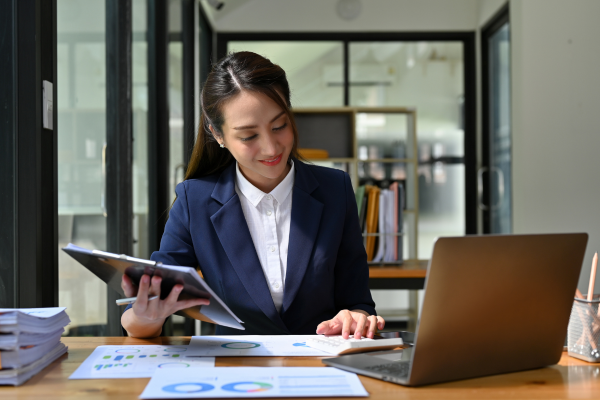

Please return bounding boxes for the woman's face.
[215,90,294,193]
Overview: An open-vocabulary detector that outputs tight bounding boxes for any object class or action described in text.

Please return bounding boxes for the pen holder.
[567,296,600,362]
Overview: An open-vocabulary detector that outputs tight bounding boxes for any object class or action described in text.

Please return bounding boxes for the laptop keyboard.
[365,362,410,377]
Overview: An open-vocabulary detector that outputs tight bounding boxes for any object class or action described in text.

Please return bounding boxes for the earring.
[219,143,225,148]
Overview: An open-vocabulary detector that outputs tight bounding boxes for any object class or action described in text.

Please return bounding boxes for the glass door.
[57,0,108,335]
[349,41,466,259]
[482,10,512,233]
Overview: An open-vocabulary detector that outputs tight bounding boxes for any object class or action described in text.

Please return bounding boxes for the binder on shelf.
[355,185,365,218]
[397,183,404,263]
[365,186,380,261]
[359,187,368,232]
[384,190,395,262]
[360,181,405,264]
[62,244,244,330]
[372,189,388,263]
[390,182,399,261]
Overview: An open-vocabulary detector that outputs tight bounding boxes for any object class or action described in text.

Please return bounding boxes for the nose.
[260,132,279,157]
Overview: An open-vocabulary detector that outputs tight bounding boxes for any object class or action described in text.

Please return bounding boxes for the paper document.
[0,328,65,351]
[0,307,70,334]
[0,329,64,368]
[186,335,330,357]
[0,342,67,386]
[69,345,215,379]
[140,367,369,399]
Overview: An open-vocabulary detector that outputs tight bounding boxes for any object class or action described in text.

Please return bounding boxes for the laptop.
[323,233,588,386]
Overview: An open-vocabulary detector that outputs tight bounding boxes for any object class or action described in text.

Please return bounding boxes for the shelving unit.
[293,107,419,265]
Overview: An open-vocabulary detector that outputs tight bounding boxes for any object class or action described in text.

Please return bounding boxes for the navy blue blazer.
[145,159,375,335]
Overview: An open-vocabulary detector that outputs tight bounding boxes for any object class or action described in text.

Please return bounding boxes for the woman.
[121,51,384,339]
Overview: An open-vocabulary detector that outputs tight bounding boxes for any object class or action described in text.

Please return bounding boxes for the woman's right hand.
[121,274,210,337]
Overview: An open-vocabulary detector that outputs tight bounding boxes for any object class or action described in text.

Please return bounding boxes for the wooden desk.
[2,336,599,399]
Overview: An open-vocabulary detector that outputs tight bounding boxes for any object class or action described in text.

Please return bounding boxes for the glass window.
[488,22,512,233]
[350,42,465,259]
[57,0,107,335]
[227,41,344,107]
[132,0,149,259]
[169,42,185,196]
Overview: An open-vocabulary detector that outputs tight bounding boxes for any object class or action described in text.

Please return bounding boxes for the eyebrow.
[233,111,286,131]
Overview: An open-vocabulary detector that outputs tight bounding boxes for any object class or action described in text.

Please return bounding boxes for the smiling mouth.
[259,153,283,166]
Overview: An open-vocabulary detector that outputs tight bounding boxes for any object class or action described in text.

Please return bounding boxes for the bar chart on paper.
[69,345,215,379]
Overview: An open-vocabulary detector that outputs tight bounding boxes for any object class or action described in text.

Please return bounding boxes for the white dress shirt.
[235,161,295,313]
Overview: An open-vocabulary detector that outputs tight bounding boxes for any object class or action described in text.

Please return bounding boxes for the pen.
[587,252,597,302]
[115,295,159,306]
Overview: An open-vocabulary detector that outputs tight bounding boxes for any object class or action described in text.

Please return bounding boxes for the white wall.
[510,0,600,292]
[204,0,480,32]
[478,0,507,26]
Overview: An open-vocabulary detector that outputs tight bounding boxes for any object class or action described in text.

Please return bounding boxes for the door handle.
[478,166,504,211]
[101,143,107,217]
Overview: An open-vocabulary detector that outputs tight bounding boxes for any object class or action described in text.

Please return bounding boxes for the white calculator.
[307,335,404,355]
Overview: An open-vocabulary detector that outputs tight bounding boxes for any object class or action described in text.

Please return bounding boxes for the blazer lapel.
[210,163,288,332]
[282,161,323,313]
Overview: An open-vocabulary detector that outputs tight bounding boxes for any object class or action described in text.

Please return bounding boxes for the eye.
[240,134,258,142]
[273,122,287,131]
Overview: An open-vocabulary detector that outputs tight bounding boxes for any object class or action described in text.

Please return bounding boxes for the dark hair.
[184,51,303,180]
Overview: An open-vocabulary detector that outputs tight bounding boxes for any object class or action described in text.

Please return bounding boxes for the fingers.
[377,316,385,330]
[121,274,137,297]
[133,274,151,310]
[144,276,162,317]
[353,313,367,339]
[316,320,334,335]
[341,311,353,339]
[164,284,183,309]
[365,315,378,338]
[318,311,384,340]
[150,275,162,299]
[174,297,210,312]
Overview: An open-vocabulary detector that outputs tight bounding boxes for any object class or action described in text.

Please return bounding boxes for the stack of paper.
[0,307,70,386]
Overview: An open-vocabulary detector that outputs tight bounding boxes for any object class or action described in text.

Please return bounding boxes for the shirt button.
[274,282,280,289]
[270,246,276,252]
[266,210,272,216]
[266,195,272,200]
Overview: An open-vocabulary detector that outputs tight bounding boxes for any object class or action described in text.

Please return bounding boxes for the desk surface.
[2,336,599,399]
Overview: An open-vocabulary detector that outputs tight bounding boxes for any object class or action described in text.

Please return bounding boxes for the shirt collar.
[235,160,295,207]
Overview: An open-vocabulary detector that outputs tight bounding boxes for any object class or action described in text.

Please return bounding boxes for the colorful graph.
[221,381,273,393]
[102,353,178,360]
[94,363,132,370]
[158,362,191,369]
[162,382,215,393]
[220,342,261,349]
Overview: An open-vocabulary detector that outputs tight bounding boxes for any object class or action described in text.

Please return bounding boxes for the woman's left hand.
[316,310,385,339]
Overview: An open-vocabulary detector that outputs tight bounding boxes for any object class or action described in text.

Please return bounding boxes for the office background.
[1,0,599,336]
